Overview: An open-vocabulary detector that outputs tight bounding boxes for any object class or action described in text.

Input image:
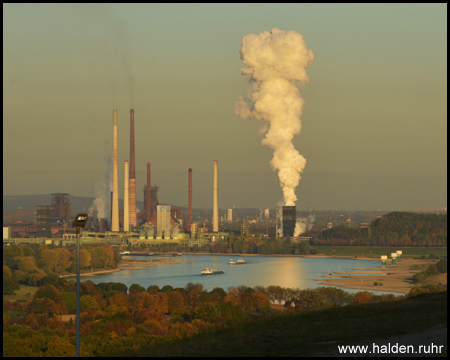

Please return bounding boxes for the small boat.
[236,259,246,264]
[228,259,236,265]
[201,268,224,275]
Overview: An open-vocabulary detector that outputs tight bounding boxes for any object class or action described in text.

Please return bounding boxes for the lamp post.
[73,213,88,357]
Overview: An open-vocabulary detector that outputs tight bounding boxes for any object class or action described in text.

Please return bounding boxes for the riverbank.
[317,258,446,295]
[60,257,187,278]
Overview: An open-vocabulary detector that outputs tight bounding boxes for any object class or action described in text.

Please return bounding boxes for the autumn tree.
[15,256,39,273]
[80,249,92,270]
[195,302,221,320]
[353,291,371,305]
[167,290,186,314]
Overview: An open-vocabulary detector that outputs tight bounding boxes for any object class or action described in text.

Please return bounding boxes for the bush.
[436,259,447,273]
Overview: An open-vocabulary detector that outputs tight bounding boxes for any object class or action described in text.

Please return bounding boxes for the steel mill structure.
[282,206,296,238]
[50,193,71,224]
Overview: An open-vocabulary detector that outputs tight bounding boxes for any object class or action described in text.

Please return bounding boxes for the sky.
[3,3,447,211]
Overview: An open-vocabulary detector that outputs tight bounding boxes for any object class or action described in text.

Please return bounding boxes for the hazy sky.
[3,4,447,211]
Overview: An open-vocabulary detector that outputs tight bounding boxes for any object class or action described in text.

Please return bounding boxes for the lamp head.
[73,213,88,228]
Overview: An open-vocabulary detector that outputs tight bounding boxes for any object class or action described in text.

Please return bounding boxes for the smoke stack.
[213,160,219,232]
[124,161,129,232]
[129,109,137,227]
[188,168,192,229]
[146,162,151,223]
[111,109,119,232]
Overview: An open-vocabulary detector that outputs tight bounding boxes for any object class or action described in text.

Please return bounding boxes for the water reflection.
[71,255,400,295]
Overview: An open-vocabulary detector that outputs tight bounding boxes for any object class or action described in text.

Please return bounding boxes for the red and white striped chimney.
[129,109,137,227]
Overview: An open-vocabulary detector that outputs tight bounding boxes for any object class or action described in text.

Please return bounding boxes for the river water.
[72,254,401,295]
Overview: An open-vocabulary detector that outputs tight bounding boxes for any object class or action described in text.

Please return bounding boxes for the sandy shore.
[60,257,187,278]
[317,258,446,294]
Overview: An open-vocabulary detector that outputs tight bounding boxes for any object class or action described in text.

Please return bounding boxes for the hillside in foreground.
[118,290,447,357]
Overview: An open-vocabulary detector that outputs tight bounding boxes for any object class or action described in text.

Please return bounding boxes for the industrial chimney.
[188,168,192,229]
[111,109,120,232]
[146,162,151,223]
[129,109,137,227]
[124,160,129,232]
[213,160,219,232]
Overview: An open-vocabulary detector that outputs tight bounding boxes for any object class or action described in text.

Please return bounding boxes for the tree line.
[312,212,447,247]
[5,274,444,357]
[3,243,120,294]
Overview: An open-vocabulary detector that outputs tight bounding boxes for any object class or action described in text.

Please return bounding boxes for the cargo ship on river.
[201,268,224,275]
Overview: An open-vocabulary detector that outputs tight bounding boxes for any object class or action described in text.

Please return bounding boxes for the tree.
[80,249,92,270]
[167,290,186,313]
[80,295,99,311]
[195,302,221,320]
[35,284,60,300]
[26,269,47,286]
[60,292,76,313]
[46,335,75,356]
[15,256,38,273]
[251,291,270,311]
[129,284,146,293]
[353,292,371,305]
[3,275,20,295]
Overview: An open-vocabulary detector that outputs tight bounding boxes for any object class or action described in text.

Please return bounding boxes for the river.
[71,254,401,295]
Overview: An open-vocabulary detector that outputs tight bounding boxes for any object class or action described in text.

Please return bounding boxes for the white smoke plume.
[293,214,315,237]
[235,28,314,206]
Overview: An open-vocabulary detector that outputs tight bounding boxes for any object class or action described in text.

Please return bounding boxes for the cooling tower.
[282,206,296,238]
[188,168,192,228]
[111,109,119,232]
[146,162,151,223]
[124,161,129,232]
[213,160,219,232]
[129,109,137,227]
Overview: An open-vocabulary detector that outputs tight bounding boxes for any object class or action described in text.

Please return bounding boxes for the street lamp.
[73,213,88,357]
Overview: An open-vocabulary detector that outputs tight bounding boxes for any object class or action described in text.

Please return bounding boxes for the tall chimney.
[188,168,192,229]
[129,109,137,227]
[111,109,119,232]
[124,160,129,232]
[213,160,219,232]
[146,162,151,223]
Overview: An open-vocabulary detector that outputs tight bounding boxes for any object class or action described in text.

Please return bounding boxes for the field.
[3,285,40,302]
[313,246,447,258]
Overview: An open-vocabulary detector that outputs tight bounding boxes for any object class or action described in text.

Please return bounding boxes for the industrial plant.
[5,109,276,247]
[3,108,330,248]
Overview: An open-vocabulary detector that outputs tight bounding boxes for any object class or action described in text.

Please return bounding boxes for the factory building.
[227,208,233,222]
[36,206,52,238]
[157,205,171,238]
[50,193,71,224]
[282,206,296,238]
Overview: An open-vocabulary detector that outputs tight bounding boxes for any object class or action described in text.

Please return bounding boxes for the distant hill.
[3,195,261,223]
[315,211,447,247]
[3,194,144,213]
